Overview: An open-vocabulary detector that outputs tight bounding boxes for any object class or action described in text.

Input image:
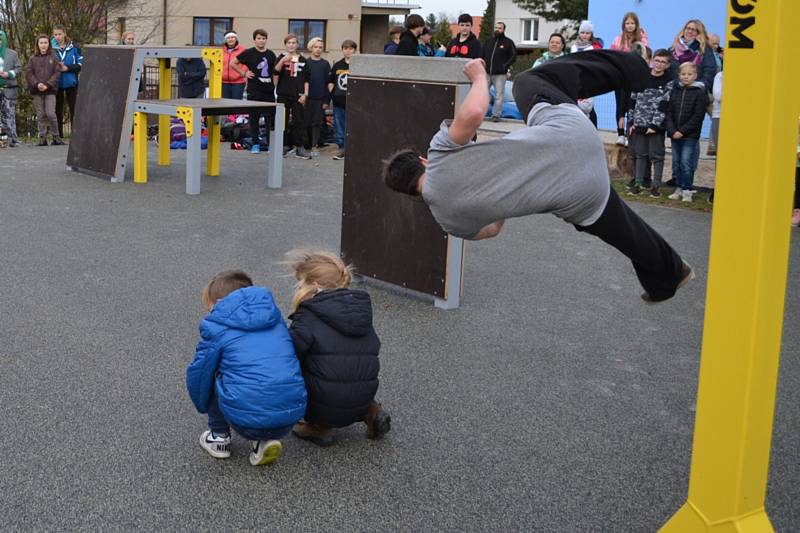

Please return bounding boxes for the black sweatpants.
[277,95,308,149]
[514,51,686,300]
[577,187,685,301]
[513,49,650,122]
[247,94,275,147]
[55,86,78,139]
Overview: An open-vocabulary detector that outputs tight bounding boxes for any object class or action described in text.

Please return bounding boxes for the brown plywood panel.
[341,78,455,297]
[67,47,136,177]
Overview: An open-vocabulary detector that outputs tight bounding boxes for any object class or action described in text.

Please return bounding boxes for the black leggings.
[55,86,77,138]
[513,49,650,120]
[277,95,308,149]
[577,187,686,301]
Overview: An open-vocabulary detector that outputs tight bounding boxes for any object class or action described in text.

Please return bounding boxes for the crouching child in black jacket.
[287,250,391,446]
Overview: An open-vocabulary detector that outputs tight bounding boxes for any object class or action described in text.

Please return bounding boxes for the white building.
[495,0,570,50]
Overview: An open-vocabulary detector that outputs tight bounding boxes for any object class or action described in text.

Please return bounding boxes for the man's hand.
[471,220,505,241]
[463,59,487,84]
[673,131,684,139]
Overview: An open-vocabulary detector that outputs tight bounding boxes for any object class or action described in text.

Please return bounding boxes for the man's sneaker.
[332,149,345,160]
[668,188,683,200]
[490,115,501,122]
[249,440,282,466]
[641,261,695,304]
[627,184,641,196]
[625,178,636,190]
[294,147,312,160]
[616,135,627,146]
[199,430,231,459]
[250,144,261,154]
[649,187,661,198]
[682,189,694,202]
[283,146,295,157]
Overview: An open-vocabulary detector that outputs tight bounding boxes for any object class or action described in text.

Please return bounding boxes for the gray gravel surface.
[0,143,797,532]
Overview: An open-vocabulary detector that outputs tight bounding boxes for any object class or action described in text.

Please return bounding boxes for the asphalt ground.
[0,143,797,532]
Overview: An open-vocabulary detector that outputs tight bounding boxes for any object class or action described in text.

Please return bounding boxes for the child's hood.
[206,286,282,331]
[300,288,373,337]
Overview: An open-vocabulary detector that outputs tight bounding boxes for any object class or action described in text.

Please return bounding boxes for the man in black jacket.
[446,14,482,59]
[397,14,426,56]
[482,22,516,121]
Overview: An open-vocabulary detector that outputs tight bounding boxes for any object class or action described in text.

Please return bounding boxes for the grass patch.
[612,178,713,214]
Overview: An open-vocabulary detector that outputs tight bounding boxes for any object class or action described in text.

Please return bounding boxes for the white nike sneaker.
[199,430,231,459]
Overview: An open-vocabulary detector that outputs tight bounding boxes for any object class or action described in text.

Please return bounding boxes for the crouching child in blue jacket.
[287,251,391,447]
[186,270,307,466]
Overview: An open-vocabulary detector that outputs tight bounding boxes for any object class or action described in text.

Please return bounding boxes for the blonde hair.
[307,37,324,52]
[288,250,353,312]
[679,61,698,73]
[674,19,709,54]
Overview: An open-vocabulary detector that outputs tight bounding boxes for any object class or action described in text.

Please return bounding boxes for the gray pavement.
[0,142,797,532]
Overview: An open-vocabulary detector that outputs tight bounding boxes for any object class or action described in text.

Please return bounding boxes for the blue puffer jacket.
[53,42,82,89]
[186,286,307,430]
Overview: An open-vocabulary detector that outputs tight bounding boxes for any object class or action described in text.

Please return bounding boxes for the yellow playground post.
[202,48,223,177]
[660,0,799,531]
[157,58,171,167]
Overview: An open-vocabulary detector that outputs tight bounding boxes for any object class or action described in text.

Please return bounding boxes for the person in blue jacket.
[186,270,307,466]
[51,25,82,139]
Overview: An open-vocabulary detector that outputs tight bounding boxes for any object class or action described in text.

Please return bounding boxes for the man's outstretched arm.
[448,59,490,145]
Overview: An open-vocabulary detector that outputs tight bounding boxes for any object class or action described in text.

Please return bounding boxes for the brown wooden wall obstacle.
[342,55,470,309]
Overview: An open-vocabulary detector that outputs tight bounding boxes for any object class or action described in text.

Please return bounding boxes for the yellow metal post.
[175,106,194,138]
[133,111,148,183]
[158,58,171,166]
[660,1,800,532]
[202,48,223,176]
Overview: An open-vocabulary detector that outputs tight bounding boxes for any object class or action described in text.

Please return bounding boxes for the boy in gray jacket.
[0,30,21,147]
[626,48,674,197]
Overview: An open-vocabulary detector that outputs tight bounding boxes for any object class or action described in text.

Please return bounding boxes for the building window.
[193,17,233,46]
[521,18,540,43]
[288,19,327,50]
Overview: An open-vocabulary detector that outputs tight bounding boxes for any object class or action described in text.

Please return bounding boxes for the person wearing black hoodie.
[397,14,426,56]
[482,21,516,121]
[446,14,482,59]
[287,251,391,447]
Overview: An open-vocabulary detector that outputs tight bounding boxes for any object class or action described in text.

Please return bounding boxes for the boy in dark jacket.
[446,14,482,59]
[287,251,391,447]
[482,22,516,121]
[176,57,207,98]
[665,62,708,202]
[273,33,311,158]
[186,270,307,466]
[328,40,356,160]
[626,48,673,197]
[397,14,425,56]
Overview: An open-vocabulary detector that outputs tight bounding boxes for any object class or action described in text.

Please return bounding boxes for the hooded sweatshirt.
[186,286,307,430]
[482,32,517,75]
[0,31,22,98]
[289,288,381,428]
[446,32,482,59]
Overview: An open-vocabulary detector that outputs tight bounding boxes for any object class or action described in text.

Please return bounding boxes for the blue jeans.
[207,388,292,441]
[671,137,700,191]
[222,83,245,100]
[333,105,346,149]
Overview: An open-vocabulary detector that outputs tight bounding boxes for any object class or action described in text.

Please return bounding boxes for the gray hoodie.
[0,30,22,99]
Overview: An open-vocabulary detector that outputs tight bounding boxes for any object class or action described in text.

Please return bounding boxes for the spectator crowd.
[0,12,797,224]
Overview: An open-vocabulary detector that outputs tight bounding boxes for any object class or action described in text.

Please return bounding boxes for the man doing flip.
[383,50,692,303]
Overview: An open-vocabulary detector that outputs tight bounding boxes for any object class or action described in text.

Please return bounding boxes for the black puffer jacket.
[664,81,707,139]
[288,288,380,427]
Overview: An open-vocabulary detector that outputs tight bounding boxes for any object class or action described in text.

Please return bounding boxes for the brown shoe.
[641,261,694,304]
[365,401,391,440]
[292,420,335,447]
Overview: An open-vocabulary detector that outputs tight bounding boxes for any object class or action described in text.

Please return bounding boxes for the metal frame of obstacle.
[132,99,284,194]
[67,46,284,195]
[342,55,470,309]
[660,1,799,531]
